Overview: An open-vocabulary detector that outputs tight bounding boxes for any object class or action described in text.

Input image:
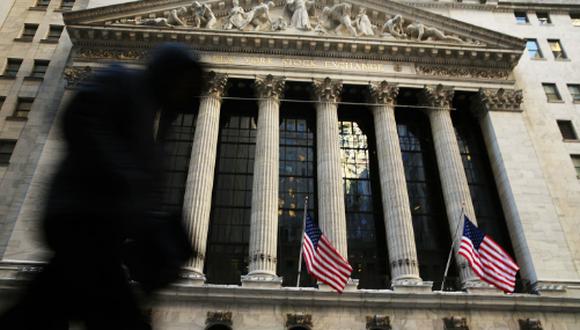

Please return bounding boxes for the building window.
[156,112,197,212]
[567,84,580,103]
[35,0,50,8]
[0,96,5,109]
[29,60,49,79]
[515,11,529,24]
[45,25,63,42]
[0,140,17,165]
[396,106,457,290]
[3,58,22,78]
[205,80,257,285]
[339,114,388,289]
[571,13,580,26]
[13,98,34,119]
[557,120,578,140]
[542,83,562,102]
[277,96,317,287]
[572,155,580,178]
[20,24,38,40]
[536,12,551,24]
[548,39,567,59]
[60,0,74,10]
[526,39,543,59]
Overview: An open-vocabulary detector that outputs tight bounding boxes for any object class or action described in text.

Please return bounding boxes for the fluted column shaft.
[420,85,478,284]
[370,81,421,283]
[247,75,285,277]
[313,78,348,257]
[184,72,228,278]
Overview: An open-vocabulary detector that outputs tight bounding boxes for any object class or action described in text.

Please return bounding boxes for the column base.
[179,270,206,286]
[463,280,502,294]
[241,273,283,288]
[392,279,433,293]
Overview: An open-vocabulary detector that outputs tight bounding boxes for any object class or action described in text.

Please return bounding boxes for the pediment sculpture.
[120,0,476,44]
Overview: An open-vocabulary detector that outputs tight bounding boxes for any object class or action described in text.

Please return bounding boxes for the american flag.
[302,214,353,293]
[458,216,520,293]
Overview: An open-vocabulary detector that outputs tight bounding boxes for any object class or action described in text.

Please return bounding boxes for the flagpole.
[440,205,466,292]
[296,196,309,287]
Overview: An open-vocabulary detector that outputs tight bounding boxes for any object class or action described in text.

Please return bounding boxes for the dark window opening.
[515,11,529,24]
[570,12,580,26]
[0,140,17,165]
[60,0,75,10]
[396,89,458,291]
[3,58,22,78]
[548,39,567,59]
[525,39,543,59]
[557,120,578,140]
[205,79,257,284]
[46,25,64,42]
[571,155,580,178]
[30,60,49,79]
[542,83,562,102]
[206,325,232,330]
[536,12,551,24]
[157,112,197,213]
[567,84,580,103]
[14,97,34,119]
[277,81,317,287]
[21,24,38,40]
[35,0,50,8]
[339,86,388,289]
[453,92,523,292]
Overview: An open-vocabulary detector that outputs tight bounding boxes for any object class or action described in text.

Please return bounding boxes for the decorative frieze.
[366,315,391,330]
[369,80,398,105]
[443,316,469,330]
[478,88,523,112]
[312,77,343,103]
[416,65,511,80]
[286,313,312,329]
[518,318,543,330]
[63,66,93,88]
[206,311,233,327]
[77,48,146,61]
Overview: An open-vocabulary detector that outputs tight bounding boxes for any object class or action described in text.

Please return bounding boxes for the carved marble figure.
[241,1,276,31]
[223,0,248,30]
[191,1,217,29]
[354,7,374,36]
[381,14,405,39]
[317,3,357,37]
[137,7,188,28]
[284,0,315,30]
[405,23,464,43]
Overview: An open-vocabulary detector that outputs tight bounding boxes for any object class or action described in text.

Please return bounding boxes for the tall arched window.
[396,103,457,290]
[277,82,317,287]
[339,93,388,289]
[205,80,258,284]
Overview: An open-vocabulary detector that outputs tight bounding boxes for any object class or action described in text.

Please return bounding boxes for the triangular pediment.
[63,0,524,71]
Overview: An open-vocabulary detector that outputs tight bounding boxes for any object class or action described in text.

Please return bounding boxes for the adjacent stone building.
[1,0,579,329]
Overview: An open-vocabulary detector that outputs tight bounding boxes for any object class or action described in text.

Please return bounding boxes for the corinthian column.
[419,84,480,287]
[182,72,228,285]
[312,78,348,259]
[242,75,285,288]
[369,81,427,290]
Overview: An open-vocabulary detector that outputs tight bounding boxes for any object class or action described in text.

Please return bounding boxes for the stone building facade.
[1,0,580,329]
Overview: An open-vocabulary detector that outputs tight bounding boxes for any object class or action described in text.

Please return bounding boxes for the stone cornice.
[66,25,521,70]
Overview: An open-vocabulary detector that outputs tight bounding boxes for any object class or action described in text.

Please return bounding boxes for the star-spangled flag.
[458,216,520,293]
[302,214,353,293]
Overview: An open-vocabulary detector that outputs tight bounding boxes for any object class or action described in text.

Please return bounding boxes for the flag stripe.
[458,217,519,293]
[302,215,353,293]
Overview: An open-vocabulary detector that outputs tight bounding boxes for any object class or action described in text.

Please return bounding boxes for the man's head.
[145,43,205,112]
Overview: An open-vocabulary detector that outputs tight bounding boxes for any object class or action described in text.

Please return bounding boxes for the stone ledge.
[241,274,283,289]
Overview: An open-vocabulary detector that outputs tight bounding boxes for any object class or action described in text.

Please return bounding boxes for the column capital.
[477,88,523,112]
[369,81,399,106]
[202,71,228,98]
[420,84,454,110]
[254,74,286,101]
[312,77,343,103]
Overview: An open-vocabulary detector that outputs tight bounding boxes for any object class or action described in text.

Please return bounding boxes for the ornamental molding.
[312,77,342,102]
[254,74,286,100]
[369,80,398,105]
[416,65,511,80]
[518,318,543,330]
[420,84,454,109]
[206,311,233,327]
[443,316,469,330]
[286,313,312,329]
[203,71,228,98]
[477,88,523,112]
[64,66,93,88]
[366,315,391,330]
